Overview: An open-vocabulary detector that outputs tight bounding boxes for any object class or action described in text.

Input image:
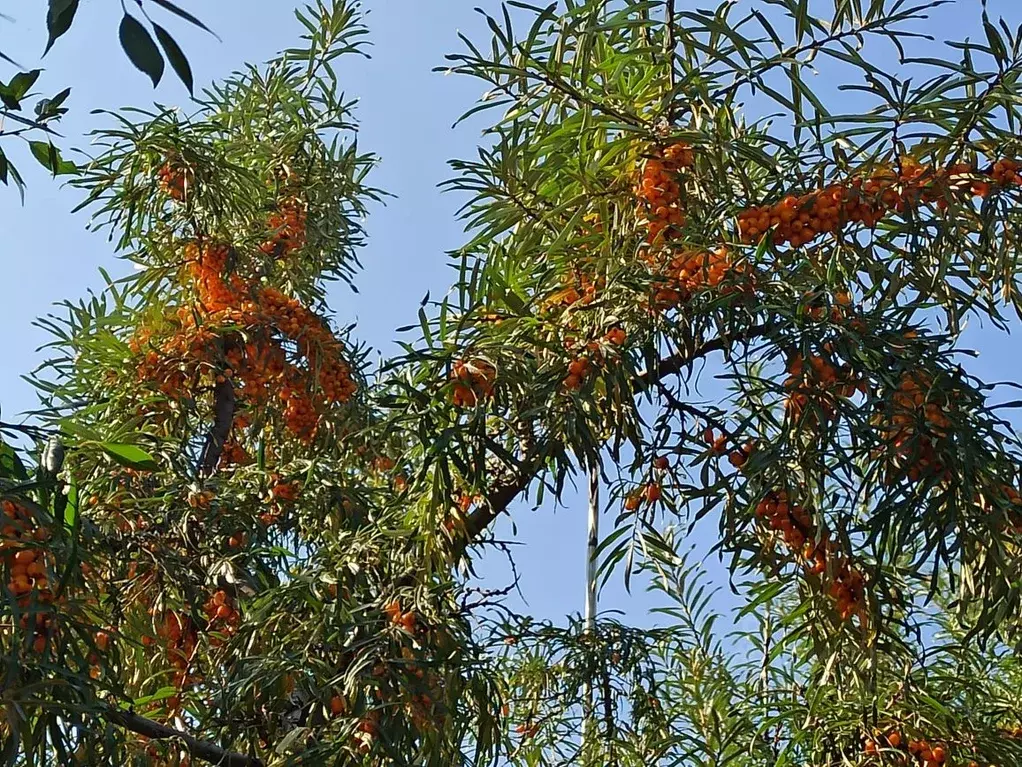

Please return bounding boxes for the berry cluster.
[632,142,744,309]
[560,329,635,393]
[878,372,952,484]
[2,500,58,652]
[784,350,866,422]
[185,242,245,313]
[157,160,192,201]
[635,142,693,245]
[202,589,240,646]
[260,477,301,526]
[260,196,308,257]
[649,247,736,309]
[755,491,865,621]
[738,157,1022,248]
[604,326,627,346]
[543,271,602,311]
[702,427,759,470]
[450,358,496,407]
[864,730,948,767]
[133,241,357,443]
[148,610,199,689]
[562,355,594,392]
[384,599,418,634]
[624,482,663,511]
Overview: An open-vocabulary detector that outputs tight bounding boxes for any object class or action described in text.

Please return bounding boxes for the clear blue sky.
[0,1,1020,628]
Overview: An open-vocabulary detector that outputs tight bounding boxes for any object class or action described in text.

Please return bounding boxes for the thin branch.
[459,322,775,548]
[665,0,677,121]
[105,708,263,767]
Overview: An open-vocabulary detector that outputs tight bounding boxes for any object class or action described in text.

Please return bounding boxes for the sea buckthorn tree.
[4,0,1022,766]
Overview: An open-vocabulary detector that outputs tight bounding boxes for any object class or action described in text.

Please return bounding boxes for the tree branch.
[105,709,263,767]
[636,322,771,388]
[197,376,236,477]
[460,322,774,547]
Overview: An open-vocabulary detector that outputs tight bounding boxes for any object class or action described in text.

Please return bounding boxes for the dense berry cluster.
[633,142,744,309]
[864,730,948,767]
[132,240,356,443]
[450,358,496,407]
[878,372,952,484]
[635,142,693,245]
[648,247,736,309]
[157,160,192,201]
[738,157,1022,247]
[2,500,57,652]
[755,491,865,621]
[260,196,308,257]
[784,350,867,422]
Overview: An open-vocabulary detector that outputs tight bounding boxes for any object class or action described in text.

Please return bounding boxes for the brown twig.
[105,708,263,767]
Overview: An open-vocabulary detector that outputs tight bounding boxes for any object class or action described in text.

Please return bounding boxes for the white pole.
[581,461,599,756]
[585,461,599,630]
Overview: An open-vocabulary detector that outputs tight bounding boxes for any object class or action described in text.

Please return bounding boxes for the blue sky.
[1,1,1021,629]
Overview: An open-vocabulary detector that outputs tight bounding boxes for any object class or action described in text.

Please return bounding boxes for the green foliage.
[3,0,1022,766]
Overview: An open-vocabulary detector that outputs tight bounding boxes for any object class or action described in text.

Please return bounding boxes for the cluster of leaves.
[42,0,212,93]
[0,66,75,195]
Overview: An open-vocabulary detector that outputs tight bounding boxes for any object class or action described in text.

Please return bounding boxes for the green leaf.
[29,141,77,176]
[119,14,165,88]
[149,0,220,39]
[54,475,80,600]
[153,24,193,94]
[8,70,41,100]
[63,476,78,529]
[35,87,71,120]
[99,442,159,471]
[0,439,28,480]
[0,70,41,109]
[130,687,179,708]
[45,0,80,54]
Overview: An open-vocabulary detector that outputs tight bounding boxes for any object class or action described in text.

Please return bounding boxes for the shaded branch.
[105,709,263,767]
[197,377,236,477]
[460,322,774,547]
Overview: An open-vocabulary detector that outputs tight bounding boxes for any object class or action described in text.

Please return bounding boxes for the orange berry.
[330,695,346,716]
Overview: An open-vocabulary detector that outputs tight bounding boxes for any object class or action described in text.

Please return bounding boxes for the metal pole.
[585,462,599,630]
[581,461,599,755]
